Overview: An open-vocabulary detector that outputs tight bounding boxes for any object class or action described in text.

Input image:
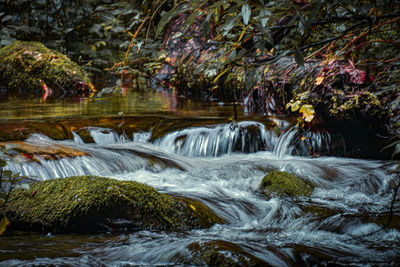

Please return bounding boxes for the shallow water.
[0,91,399,266]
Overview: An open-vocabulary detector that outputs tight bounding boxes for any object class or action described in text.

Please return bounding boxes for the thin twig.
[255,21,366,64]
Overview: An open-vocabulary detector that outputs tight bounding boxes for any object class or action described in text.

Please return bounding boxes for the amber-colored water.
[0,90,239,120]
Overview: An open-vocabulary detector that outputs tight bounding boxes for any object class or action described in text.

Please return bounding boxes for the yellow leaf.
[299,104,315,122]
[286,100,301,112]
[300,79,305,88]
[263,65,270,76]
[189,204,196,211]
[315,76,324,85]
[0,216,10,235]
[96,41,107,47]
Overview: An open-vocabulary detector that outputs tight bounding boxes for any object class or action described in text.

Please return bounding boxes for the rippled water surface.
[0,92,399,266]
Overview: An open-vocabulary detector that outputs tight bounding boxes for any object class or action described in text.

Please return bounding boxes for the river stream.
[0,91,399,266]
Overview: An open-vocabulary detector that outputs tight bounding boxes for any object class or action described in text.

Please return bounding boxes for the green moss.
[26,122,70,140]
[259,170,314,198]
[0,41,92,94]
[6,176,223,233]
[75,128,95,143]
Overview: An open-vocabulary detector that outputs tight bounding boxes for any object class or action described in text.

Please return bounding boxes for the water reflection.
[0,89,239,120]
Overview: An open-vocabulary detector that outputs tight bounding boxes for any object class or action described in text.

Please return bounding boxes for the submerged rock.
[185,240,267,266]
[0,41,93,96]
[5,176,223,233]
[259,171,314,198]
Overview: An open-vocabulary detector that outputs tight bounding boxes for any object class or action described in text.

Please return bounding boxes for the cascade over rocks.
[5,176,223,233]
[0,41,94,97]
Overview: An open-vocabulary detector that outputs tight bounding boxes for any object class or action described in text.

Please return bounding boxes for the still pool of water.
[0,91,399,266]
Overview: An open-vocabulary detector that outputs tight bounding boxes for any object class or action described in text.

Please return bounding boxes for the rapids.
[1,117,399,266]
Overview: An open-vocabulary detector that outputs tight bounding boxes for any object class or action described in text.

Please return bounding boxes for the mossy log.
[259,170,314,198]
[5,176,223,233]
[0,41,93,96]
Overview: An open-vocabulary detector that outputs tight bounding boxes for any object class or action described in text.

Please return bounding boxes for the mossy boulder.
[0,41,93,95]
[259,171,314,198]
[5,176,223,233]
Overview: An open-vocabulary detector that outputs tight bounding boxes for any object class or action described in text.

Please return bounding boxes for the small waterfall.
[272,126,346,158]
[5,146,149,180]
[25,133,55,144]
[154,121,277,157]
[133,131,151,143]
[72,131,84,144]
[89,127,129,144]
[273,126,297,157]
[294,129,345,157]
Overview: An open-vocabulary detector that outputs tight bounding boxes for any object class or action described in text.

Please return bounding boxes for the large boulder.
[5,176,223,233]
[259,170,314,198]
[0,41,93,96]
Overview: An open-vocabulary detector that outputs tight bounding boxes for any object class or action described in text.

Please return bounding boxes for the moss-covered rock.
[259,171,314,198]
[74,127,95,143]
[5,176,223,233]
[0,41,93,95]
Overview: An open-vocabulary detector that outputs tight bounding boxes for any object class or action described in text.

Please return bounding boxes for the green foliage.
[0,0,167,71]
[0,154,25,235]
[153,0,400,107]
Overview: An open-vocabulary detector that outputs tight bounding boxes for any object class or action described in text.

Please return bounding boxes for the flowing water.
[0,91,399,266]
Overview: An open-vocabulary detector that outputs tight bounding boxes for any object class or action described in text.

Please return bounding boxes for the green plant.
[0,153,25,235]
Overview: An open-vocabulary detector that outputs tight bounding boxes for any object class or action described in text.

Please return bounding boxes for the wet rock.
[259,170,314,198]
[0,141,89,161]
[74,127,95,143]
[0,116,160,142]
[0,121,70,142]
[0,41,93,96]
[5,176,223,233]
[185,240,268,266]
